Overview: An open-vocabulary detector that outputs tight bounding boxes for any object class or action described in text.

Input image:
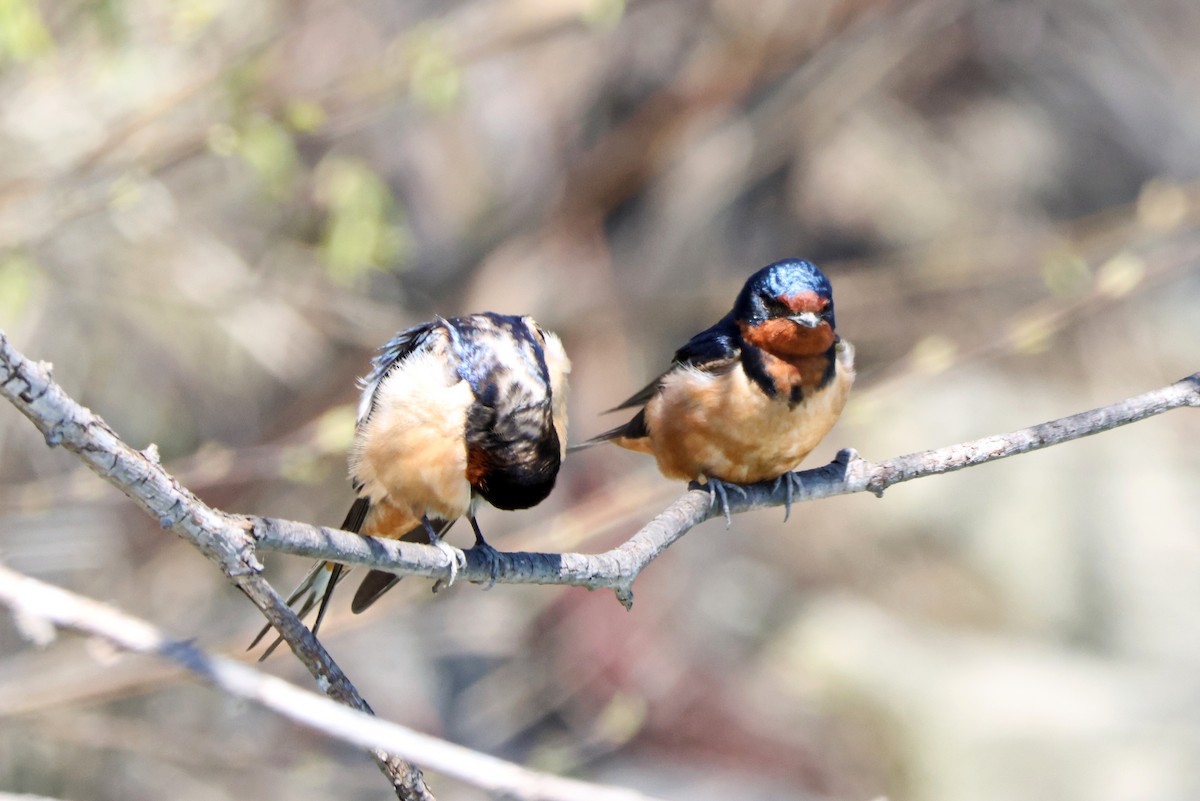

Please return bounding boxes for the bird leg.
[465,514,502,590]
[704,477,749,528]
[424,514,465,592]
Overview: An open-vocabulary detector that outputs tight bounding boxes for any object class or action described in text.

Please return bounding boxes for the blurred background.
[2,0,1200,799]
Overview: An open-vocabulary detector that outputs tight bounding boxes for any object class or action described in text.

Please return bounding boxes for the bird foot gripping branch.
[703,478,749,528]
[430,539,466,592]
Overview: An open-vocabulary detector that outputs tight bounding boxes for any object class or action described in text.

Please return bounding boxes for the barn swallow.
[251,313,570,659]
[578,259,854,521]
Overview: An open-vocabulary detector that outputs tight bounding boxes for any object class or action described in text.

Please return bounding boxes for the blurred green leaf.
[285,99,327,133]
[313,156,409,283]
[171,0,224,41]
[205,122,239,156]
[87,0,127,45]
[0,251,41,323]
[224,56,270,112]
[405,27,461,110]
[314,403,358,455]
[237,115,298,198]
[582,0,626,29]
[279,445,331,485]
[1041,249,1090,298]
[0,0,53,63]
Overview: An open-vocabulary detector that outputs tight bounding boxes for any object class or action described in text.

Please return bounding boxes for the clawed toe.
[468,541,502,590]
[775,471,803,522]
[706,478,748,528]
[432,539,466,591]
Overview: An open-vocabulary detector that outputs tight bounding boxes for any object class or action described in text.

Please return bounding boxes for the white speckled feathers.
[539,328,571,460]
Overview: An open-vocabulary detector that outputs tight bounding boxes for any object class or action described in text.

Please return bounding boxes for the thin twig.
[0,331,432,801]
[0,564,665,801]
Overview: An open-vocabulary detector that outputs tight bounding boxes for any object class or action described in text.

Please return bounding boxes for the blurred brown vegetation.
[2,0,1200,799]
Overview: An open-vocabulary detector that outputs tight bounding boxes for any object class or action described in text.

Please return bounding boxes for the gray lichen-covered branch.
[251,371,1200,607]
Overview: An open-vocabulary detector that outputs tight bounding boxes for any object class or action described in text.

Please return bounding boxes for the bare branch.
[0,563,665,801]
[251,372,1200,607]
[0,331,432,800]
[4,326,1198,794]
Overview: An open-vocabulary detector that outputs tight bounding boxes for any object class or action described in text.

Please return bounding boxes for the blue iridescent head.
[733,259,836,330]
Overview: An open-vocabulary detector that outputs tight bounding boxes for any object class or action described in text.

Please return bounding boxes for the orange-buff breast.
[642,341,854,484]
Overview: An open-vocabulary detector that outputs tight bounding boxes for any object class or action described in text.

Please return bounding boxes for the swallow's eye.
[762,294,790,316]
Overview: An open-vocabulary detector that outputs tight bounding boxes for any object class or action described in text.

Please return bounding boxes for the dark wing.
[607,314,741,411]
[572,315,741,449]
[356,320,443,426]
[350,517,457,614]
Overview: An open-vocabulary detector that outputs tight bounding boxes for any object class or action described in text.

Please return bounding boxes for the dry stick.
[0,332,432,801]
[0,564,666,801]
[253,372,1200,607]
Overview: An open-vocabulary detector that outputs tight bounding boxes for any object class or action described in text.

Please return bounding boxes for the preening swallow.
[578,259,853,517]
[251,313,570,659]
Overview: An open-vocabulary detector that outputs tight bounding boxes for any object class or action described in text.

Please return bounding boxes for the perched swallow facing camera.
[579,259,853,516]
[251,313,570,658]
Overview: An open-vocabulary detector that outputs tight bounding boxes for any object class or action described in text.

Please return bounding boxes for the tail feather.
[250,561,347,660]
[339,495,371,537]
[307,563,344,639]
[566,434,613,454]
[249,496,371,660]
[350,517,456,614]
[349,568,401,615]
[567,409,648,453]
[246,560,321,651]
